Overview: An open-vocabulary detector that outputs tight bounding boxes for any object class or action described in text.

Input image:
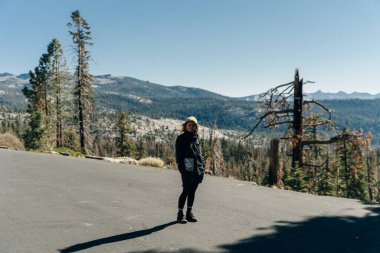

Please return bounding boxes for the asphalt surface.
[0,148,379,253]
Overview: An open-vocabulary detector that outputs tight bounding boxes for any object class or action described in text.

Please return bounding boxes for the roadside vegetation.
[138,157,165,168]
[0,132,25,150]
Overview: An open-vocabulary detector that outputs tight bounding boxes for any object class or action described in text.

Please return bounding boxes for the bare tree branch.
[302,137,340,146]
[270,80,294,90]
[243,108,294,139]
[303,120,334,127]
[264,120,294,128]
[242,118,264,140]
[303,99,331,113]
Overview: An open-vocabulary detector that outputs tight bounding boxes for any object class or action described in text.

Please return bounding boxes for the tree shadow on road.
[131,206,380,253]
[217,205,380,253]
[58,221,177,253]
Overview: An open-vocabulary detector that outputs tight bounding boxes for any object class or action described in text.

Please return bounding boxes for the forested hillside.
[324,99,380,135]
[2,73,380,139]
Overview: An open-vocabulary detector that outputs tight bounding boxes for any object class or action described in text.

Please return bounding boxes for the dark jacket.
[175,131,205,177]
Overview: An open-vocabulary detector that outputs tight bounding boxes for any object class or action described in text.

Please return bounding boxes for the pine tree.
[115,111,135,157]
[316,150,335,196]
[22,52,51,149]
[283,163,308,192]
[207,124,225,176]
[335,128,368,200]
[64,127,81,152]
[68,10,94,154]
[22,38,69,150]
[135,138,148,160]
[22,109,46,149]
[47,38,67,148]
[1,117,8,133]
[14,115,24,140]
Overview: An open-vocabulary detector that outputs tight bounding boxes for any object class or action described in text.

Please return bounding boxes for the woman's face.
[186,121,197,133]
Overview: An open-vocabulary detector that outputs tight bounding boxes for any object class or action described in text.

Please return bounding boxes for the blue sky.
[1,0,380,97]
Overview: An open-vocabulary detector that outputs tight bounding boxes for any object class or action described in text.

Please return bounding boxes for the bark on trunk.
[292,69,303,168]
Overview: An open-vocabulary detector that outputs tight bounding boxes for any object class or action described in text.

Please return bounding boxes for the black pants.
[178,172,200,210]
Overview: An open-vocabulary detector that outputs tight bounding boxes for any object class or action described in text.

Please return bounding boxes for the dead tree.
[244,69,336,168]
[269,138,282,187]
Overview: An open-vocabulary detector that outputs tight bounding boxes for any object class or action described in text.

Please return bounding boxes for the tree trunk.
[292,69,303,167]
[343,140,349,198]
[366,152,373,202]
[78,46,86,154]
[269,138,281,186]
[55,68,62,148]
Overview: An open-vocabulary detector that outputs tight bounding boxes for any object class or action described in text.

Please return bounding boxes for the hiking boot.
[177,211,187,224]
[186,211,198,222]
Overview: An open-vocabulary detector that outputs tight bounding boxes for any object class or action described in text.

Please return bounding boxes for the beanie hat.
[182,116,198,126]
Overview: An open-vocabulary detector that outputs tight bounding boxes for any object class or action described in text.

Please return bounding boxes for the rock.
[85,155,104,160]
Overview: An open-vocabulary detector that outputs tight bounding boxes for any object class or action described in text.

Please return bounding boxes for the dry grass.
[138,157,165,168]
[120,157,139,165]
[0,132,25,150]
[103,157,139,165]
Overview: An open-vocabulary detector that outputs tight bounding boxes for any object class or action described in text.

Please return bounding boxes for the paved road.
[0,149,379,253]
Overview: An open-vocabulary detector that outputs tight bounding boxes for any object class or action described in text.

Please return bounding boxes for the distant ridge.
[16,73,30,79]
[1,72,379,100]
[239,90,380,101]
[0,72,13,77]
[304,90,380,100]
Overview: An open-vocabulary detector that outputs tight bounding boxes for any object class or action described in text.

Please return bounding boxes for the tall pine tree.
[46,38,67,148]
[115,111,135,157]
[68,10,94,154]
[22,52,50,149]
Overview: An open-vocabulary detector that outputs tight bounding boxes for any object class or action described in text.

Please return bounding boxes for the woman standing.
[175,116,205,224]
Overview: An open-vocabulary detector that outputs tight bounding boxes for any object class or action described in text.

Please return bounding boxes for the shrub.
[0,132,25,150]
[139,157,165,168]
[119,157,139,165]
[164,156,176,169]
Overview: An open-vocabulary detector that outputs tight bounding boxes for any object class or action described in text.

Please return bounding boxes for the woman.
[175,116,205,224]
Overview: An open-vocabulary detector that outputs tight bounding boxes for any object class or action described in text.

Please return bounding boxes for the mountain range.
[241,90,380,101]
[1,72,380,101]
[1,72,380,139]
